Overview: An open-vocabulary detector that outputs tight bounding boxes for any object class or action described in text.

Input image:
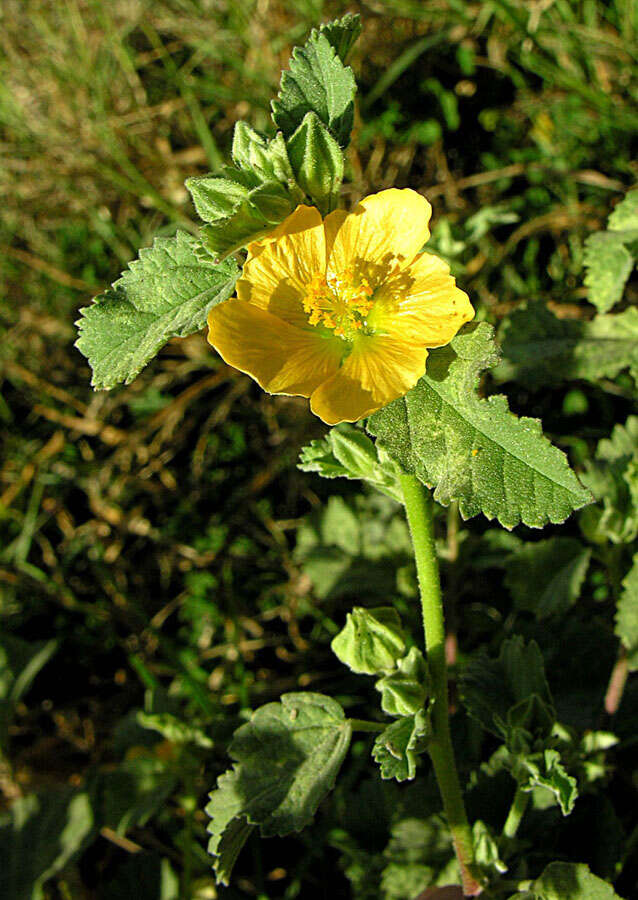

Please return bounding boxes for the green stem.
[348,719,386,733]
[502,786,529,840]
[399,474,482,898]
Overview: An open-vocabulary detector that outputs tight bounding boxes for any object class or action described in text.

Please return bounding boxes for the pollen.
[302,267,374,338]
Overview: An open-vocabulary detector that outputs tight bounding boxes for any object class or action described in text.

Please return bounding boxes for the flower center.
[302,268,374,339]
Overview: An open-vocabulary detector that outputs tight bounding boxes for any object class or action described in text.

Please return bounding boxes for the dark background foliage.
[0,1,636,897]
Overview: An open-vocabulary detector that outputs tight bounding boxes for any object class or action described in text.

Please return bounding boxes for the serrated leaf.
[136,711,213,748]
[75,232,239,389]
[583,231,636,313]
[608,188,638,232]
[331,606,406,675]
[287,111,344,214]
[460,636,554,739]
[504,538,591,618]
[615,554,638,670]
[372,709,430,782]
[517,749,578,815]
[523,861,625,900]
[313,13,362,62]
[368,323,591,530]
[298,424,403,501]
[496,303,638,389]
[272,31,357,147]
[206,693,351,884]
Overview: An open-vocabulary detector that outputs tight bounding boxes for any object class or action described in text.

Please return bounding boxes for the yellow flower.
[208,189,474,425]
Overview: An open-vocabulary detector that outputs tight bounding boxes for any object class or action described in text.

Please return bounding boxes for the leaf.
[331,606,406,675]
[376,648,431,717]
[472,820,507,876]
[271,30,357,147]
[460,636,554,739]
[607,188,638,232]
[615,554,638,670]
[504,538,591,618]
[75,232,239,389]
[372,710,430,782]
[382,816,455,900]
[495,303,638,389]
[206,693,352,884]
[0,789,94,900]
[516,749,578,816]
[368,323,591,530]
[287,111,344,214]
[519,861,625,900]
[313,12,362,63]
[583,231,636,313]
[0,636,57,745]
[298,424,403,502]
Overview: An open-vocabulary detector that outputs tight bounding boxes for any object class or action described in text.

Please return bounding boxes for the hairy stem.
[400,474,482,898]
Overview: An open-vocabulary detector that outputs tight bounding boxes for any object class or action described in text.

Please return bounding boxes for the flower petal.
[310,333,428,425]
[368,251,474,347]
[208,298,343,397]
[327,189,432,283]
[237,205,325,328]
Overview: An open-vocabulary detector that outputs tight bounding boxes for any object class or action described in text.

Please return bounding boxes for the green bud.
[331,607,405,675]
[232,123,297,187]
[376,647,430,717]
[286,112,344,215]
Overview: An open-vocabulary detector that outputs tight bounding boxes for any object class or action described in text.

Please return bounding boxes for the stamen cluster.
[302,267,374,338]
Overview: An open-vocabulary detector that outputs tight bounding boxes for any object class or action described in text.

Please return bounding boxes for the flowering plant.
[74,14,635,900]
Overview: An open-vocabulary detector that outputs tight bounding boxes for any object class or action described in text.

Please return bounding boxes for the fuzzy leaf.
[272,31,356,147]
[517,749,578,815]
[368,323,591,530]
[313,13,362,62]
[505,538,591,619]
[372,709,430,782]
[298,424,403,501]
[519,861,625,900]
[583,231,636,313]
[460,636,554,739]
[207,693,351,884]
[75,232,238,389]
[615,554,638,670]
[287,111,344,214]
[496,303,638,389]
[331,607,406,675]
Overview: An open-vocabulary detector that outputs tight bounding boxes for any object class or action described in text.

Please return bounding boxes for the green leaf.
[583,231,636,313]
[495,303,638,389]
[0,637,57,745]
[381,816,455,900]
[272,30,357,147]
[206,693,352,884]
[372,709,430,782]
[504,538,591,618]
[460,636,554,739]
[0,789,94,900]
[331,606,406,675]
[368,323,591,530]
[516,749,578,816]
[287,111,344,214]
[298,424,403,502]
[75,232,239,389]
[313,13,362,63]
[520,861,625,900]
[608,188,638,232]
[472,820,507,876]
[375,648,431,717]
[615,554,638,670]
